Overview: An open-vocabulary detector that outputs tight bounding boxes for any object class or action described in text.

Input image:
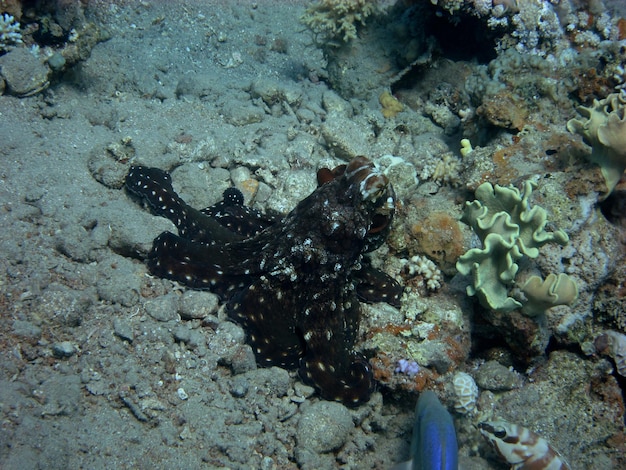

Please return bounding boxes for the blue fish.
[394,390,459,470]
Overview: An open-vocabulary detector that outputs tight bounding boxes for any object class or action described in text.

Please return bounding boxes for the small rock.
[47,52,66,71]
[144,293,179,322]
[178,290,219,320]
[245,367,290,397]
[52,341,77,358]
[230,166,252,185]
[222,103,264,126]
[113,317,134,342]
[179,426,192,440]
[87,139,134,189]
[229,344,257,375]
[475,360,521,391]
[322,90,352,115]
[230,376,249,398]
[236,178,259,203]
[177,387,188,400]
[85,381,108,396]
[293,382,315,401]
[12,320,42,339]
[0,47,50,97]
[172,324,192,343]
[96,255,141,307]
[297,401,353,453]
[321,112,371,160]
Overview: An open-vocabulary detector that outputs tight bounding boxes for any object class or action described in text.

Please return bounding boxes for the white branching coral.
[404,255,443,291]
[301,0,378,45]
[0,13,22,52]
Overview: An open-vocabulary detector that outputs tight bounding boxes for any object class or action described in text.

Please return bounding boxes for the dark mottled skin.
[125,157,402,406]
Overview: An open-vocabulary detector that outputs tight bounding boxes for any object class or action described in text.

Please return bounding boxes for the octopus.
[125,156,403,406]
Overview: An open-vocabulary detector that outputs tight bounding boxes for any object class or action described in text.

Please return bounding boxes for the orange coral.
[410,211,464,272]
[572,68,614,104]
[617,18,626,41]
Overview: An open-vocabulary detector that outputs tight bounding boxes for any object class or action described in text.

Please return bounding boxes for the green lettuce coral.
[300,0,378,45]
[567,91,626,198]
[456,180,578,316]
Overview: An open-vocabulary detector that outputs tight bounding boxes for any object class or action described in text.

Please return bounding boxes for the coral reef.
[0,3,105,96]
[300,0,378,45]
[406,209,465,275]
[395,359,420,376]
[567,91,626,198]
[456,180,578,316]
[594,330,626,377]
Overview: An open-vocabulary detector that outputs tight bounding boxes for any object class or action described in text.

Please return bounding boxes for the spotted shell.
[452,371,478,415]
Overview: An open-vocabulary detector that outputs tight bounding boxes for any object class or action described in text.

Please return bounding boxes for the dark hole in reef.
[32,19,70,47]
[425,10,500,64]
[599,189,626,226]
[391,5,502,94]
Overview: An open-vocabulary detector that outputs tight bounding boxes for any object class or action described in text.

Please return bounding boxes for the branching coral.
[301,0,378,45]
[567,91,626,198]
[456,180,578,315]
[0,13,22,52]
[403,255,443,291]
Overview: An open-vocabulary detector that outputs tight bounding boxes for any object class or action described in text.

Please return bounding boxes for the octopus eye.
[317,164,347,186]
[368,214,390,234]
[317,167,335,186]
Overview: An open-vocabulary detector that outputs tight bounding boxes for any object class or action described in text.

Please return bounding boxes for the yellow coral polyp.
[460,138,473,157]
[379,90,403,118]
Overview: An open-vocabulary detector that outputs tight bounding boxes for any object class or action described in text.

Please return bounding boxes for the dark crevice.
[425,11,501,64]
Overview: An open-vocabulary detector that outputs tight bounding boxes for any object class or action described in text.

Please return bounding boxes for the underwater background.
[0,1,625,468]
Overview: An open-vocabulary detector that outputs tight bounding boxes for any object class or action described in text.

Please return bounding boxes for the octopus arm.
[297,285,374,407]
[126,165,244,244]
[355,263,404,308]
[227,278,306,368]
[201,187,280,237]
[148,232,265,297]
